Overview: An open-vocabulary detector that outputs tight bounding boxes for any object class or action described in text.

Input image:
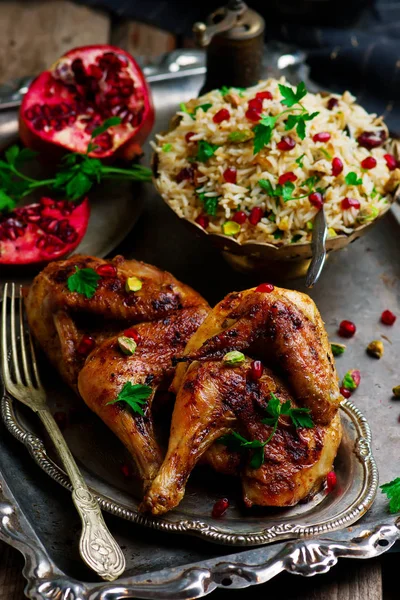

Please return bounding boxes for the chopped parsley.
[197,190,220,216]
[291,234,302,243]
[345,171,363,186]
[274,230,284,239]
[67,267,101,299]
[320,148,332,160]
[195,140,219,163]
[381,478,400,513]
[106,382,153,416]
[295,153,306,168]
[180,102,212,119]
[162,143,172,152]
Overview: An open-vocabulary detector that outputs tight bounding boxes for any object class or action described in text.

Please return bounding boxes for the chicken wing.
[173,287,341,425]
[26,254,208,389]
[143,358,341,514]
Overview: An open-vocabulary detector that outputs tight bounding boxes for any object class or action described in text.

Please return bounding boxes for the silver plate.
[0,48,399,599]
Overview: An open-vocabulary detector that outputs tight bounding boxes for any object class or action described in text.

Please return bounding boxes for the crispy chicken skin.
[143,358,342,515]
[25,254,208,389]
[78,306,209,486]
[172,287,341,425]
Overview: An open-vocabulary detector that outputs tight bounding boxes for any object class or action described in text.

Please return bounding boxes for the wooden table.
[0,2,396,598]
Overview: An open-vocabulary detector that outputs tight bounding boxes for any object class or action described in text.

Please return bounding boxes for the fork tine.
[1,283,11,384]
[10,283,22,385]
[28,324,43,390]
[19,292,33,387]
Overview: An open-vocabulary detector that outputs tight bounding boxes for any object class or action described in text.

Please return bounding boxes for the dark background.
[75,0,400,133]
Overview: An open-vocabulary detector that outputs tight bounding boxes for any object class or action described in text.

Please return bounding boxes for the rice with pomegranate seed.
[152,77,396,245]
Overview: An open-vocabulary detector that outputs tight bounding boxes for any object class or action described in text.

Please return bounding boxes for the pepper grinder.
[193,0,265,94]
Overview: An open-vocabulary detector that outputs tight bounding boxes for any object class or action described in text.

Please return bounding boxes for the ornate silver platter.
[0,48,399,599]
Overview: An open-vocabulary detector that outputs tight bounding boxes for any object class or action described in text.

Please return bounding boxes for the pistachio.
[125,276,142,292]
[222,221,241,236]
[118,336,137,355]
[392,385,400,398]
[367,340,384,359]
[342,369,361,391]
[224,91,241,107]
[331,342,346,357]
[223,351,245,366]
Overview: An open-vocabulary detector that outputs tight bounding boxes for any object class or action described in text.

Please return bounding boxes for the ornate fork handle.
[38,410,125,581]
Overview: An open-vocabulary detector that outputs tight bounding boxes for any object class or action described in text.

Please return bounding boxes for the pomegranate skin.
[0,197,90,265]
[19,45,154,163]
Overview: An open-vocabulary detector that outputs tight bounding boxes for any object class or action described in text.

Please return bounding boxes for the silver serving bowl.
[153,127,399,279]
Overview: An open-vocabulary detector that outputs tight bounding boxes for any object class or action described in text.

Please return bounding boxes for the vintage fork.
[1,283,126,581]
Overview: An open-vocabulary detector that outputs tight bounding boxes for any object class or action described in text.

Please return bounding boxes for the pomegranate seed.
[249,206,263,225]
[255,283,274,293]
[332,157,343,176]
[357,130,386,149]
[277,136,295,151]
[176,167,194,183]
[250,360,263,379]
[309,192,323,210]
[341,197,360,210]
[384,154,398,171]
[121,464,132,478]
[338,320,356,338]
[40,197,55,207]
[278,172,297,185]
[245,107,261,122]
[326,471,337,492]
[213,109,230,124]
[77,334,95,356]
[223,167,237,184]
[361,157,377,169]
[248,97,263,111]
[212,498,229,518]
[195,215,209,229]
[327,98,338,110]
[123,328,141,343]
[340,387,352,399]
[53,411,68,430]
[185,131,195,143]
[232,211,247,224]
[255,91,273,101]
[381,310,396,325]
[96,264,117,277]
[313,132,331,143]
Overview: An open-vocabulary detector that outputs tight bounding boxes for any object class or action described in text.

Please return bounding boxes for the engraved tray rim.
[0,387,379,547]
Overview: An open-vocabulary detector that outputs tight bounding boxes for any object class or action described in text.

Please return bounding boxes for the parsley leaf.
[261,392,314,431]
[219,431,266,469]
[279,81,307,108]
[197,191,219,216]
[295,153,306,168]
[380,477,400,514]
[219,86,231,96]
[282,181,295,201]
[289,408,314,428]
[259,178,295,202]
[0,190,16,213]
[162,143,172,152]
[304,176,318,192]
[195,140,219,163]
[90,116,122,141]
[253,115,277,154]
[284,111,319,140]
[67,266,101,299]
[180,102,212,120]
[106,382,153,417]
[345,171,363,186]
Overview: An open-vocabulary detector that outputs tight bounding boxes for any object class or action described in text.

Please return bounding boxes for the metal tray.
[0,48,399,599]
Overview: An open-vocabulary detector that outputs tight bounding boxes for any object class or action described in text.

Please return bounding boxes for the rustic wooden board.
[0,1,110,83]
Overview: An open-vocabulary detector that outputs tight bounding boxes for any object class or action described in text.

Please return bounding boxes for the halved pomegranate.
[19,45,154,161]
[0,197,89,265]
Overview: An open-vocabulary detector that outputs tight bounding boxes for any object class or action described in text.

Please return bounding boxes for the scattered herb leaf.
[295,153,306,168]
[106,382,152,416]
[67,267,101,299]
[380,477,400,514]
[279,81,307,108]
[345,171,363,186]
[195,140,219,163]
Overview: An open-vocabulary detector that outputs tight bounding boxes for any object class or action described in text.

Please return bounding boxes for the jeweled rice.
[152,78,396,245]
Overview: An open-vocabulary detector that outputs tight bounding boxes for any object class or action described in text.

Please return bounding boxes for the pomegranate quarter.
[19,45,154,161]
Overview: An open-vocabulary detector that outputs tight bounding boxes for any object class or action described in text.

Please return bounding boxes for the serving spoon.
[305,206,328,288]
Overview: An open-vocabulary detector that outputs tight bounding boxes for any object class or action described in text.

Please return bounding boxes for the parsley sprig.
[252,82,319,154]
[0,117,152,212]
[345,171,363,186]
[219,392,314,469]
[381,478,400,514]
[259,175,323,203]
[106,382,153,416]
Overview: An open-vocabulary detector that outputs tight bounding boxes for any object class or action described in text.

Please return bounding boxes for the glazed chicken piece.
[143,358,342,515]
[78,306,209,486]
[25,254,208,390]
[173,287,341,425]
